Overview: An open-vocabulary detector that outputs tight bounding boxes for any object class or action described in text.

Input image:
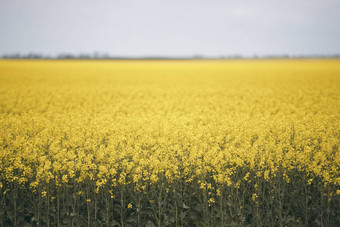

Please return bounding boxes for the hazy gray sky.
[1,0,340,57]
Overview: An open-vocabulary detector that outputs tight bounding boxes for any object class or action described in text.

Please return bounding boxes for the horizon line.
[1,53,340,60]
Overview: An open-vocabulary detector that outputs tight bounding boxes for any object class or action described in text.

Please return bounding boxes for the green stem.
[305,182,308,226]
[120,189,124,227]
[47,190,50,227]
[175,200,178,227]
[87,191,91,227]
[57,190,60,227]
[106,195,110,227]
[158,188,162,227]
[220,186,223,227]
[13,188,17,227]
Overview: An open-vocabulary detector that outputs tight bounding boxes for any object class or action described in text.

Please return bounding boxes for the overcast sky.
[0,0,340,57]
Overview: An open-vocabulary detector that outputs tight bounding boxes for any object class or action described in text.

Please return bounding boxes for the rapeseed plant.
[0,59,339,226]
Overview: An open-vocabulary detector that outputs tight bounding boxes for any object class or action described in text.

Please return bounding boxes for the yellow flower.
[216,188,221,196]
[208,198,215,206]
[252,193,258,201]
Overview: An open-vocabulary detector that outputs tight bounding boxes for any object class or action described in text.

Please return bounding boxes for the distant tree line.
[1,52,340,60]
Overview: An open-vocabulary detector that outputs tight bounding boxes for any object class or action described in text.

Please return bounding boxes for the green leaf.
[111,219,121,226]
[145,220,156,227]
[183,203,190,209]
[180,211,187,219]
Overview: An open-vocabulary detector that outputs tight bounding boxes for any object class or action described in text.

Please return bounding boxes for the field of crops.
[0,59,339,226]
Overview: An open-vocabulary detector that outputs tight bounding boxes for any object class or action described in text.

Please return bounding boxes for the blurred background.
[1,0,339,59]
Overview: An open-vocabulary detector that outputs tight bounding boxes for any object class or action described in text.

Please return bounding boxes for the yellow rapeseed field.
[0,59,339,226]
